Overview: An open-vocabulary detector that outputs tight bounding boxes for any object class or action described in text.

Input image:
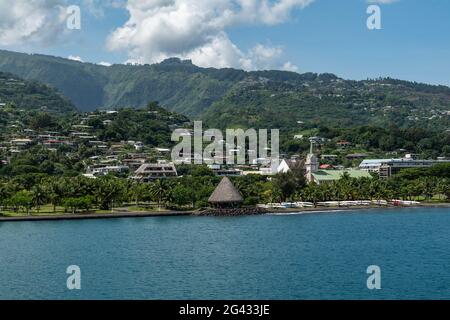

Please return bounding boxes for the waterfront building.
[132,162,178,182]
[305,141,371,184]
[359,155,450,178]
[277,159,304,173]
[208,177,244,208]
[310,169,372,184]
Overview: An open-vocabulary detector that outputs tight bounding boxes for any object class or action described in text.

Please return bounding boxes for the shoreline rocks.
[196,207,268,217]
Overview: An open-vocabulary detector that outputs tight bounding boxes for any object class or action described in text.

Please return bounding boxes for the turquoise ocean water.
[1,207,449,300]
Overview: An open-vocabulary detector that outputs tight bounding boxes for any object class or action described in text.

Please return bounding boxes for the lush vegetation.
[0,51,449,217]
[0,50,449,133]
[1,164,448,217]
[280,125,450,160]
[0,71,75,113]
[203,76,450,131]
[0,102,191,183]
[0,101,189,147]
[0,50,239,114]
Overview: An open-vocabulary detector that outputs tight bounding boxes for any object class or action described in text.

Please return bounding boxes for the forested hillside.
[0,49,449,131]
[0,71,75,113]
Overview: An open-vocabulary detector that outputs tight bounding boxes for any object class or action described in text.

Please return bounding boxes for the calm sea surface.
[1,207,450,300]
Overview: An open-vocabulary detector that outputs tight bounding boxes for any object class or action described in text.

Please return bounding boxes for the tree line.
[0,164,449,216]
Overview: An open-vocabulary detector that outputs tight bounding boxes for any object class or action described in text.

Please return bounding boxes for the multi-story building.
[10,138,33,150]
[132,162,178,182]
[359,155,450,178]
[87,165,129,177]
[122,157,148,172]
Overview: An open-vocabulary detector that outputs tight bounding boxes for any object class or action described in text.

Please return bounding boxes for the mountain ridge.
[0,71,76,113]
[0,49,449,131]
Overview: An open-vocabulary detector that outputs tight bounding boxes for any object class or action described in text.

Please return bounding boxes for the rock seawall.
[196,207,268,217]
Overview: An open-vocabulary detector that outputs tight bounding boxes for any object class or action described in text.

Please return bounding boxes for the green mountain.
[0,71,75,113]
[0,101,190,147]
[203,76,450,130]
[0,50,241,114]
[0,49,449,130]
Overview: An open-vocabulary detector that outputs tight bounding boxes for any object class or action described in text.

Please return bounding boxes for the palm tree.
[435,178,448,201]
[42,179,65,213]
[419,177,436,200]
[319,183,331,201]
[303,184,320,207]
[329,181,340,205]
[368,178,383,202]
[128,182,146,206]
[31,184,48,214]
[0,183,11,212]
[150,179,172,210]
[95,177,125,211]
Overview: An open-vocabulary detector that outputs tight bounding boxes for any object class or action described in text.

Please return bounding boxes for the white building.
[132,162,178,182]
[277,159,302,174]
[359,155,450,178]
[87,165,129,176]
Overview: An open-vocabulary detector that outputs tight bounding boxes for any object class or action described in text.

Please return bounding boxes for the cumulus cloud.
[68,55,84,62]
[0,0,125,46]
[107,0,310,70]
[0,0,68,46]
[98,61,113,66]
[282,61,299,72]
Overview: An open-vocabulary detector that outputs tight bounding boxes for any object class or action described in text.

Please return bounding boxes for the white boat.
[294,202,314,207]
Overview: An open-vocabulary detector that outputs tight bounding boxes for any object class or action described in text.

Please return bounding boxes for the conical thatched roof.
[209,177,244,204]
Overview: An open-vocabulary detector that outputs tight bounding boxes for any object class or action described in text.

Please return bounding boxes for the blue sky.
[1,0,450,86]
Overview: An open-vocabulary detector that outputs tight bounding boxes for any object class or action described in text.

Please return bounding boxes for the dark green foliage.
[202,77,450,131]
[394,163,450,180]
[1,50,449,132]
[272,166,308,202]
[93,102,190,146]
[309,125,450,157]
[0,71,75,113]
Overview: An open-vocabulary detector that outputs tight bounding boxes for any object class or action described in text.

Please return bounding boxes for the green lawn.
[0,203,174,217]
[0,204,64,217]
[0,204,103,217]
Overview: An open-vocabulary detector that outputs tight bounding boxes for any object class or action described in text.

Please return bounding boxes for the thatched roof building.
[208,177,244,208]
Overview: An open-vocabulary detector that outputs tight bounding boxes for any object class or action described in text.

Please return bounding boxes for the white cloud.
[98,61,112,66]
[107,0,312,70]
[68,55,83,62]
[282,61,299,72]
[0,0,124,46]
[0,0,70,46]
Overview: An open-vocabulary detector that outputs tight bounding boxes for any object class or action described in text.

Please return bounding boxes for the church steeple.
[305,139,319,182]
